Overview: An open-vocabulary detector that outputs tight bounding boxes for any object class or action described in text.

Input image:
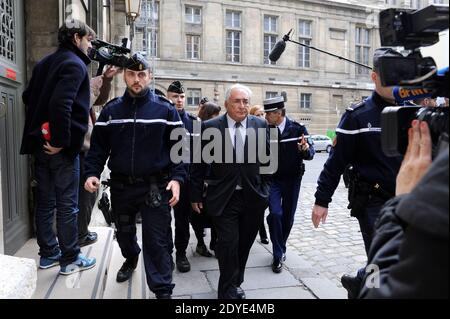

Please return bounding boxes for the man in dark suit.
[190,84,273,299]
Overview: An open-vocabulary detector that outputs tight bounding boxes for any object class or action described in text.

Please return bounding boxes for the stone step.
[0,254,37,298]
[14,226,114,299]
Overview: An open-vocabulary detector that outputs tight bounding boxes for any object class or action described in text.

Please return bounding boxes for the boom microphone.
[269,29,293,62]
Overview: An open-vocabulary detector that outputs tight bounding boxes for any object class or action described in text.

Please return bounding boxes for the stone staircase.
[14,227,114,299]
[12,224,346,299]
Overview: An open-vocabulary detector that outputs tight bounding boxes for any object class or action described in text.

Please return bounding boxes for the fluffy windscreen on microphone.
[269,40,286,62]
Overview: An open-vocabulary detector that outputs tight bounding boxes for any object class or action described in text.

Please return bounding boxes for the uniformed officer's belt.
[110,172,169,185]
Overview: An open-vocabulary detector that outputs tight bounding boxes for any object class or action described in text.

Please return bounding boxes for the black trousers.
[78,152,97,240]
[110,182,174,295]
[212,190,264,299]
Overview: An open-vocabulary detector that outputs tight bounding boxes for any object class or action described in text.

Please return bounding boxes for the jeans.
[34,150,80,267]
[78,152,97,240]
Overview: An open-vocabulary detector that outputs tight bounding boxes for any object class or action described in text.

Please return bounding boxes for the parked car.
[311,135,333,153]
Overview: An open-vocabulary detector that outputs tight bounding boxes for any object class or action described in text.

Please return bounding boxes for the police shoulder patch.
[103,97,120,108]
[346,101,365,112]
[157,95,175,105]
[291,120,305,128]
[187,113,200,121]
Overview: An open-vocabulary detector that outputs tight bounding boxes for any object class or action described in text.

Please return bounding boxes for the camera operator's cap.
[125,53,150,71]
[168,81,185,94]
[263,96,285,112]
[373,47,403,71]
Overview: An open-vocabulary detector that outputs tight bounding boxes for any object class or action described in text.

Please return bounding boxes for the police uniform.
[265,96,315,273]
[315,92,403,251]
[166,81,203,272]
[314,48,406,292]
[84,54,186,298]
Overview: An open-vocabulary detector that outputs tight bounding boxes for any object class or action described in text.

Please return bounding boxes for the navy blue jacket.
[274,117,315,179]
[20,44,91,159]
[178,109,199,165]
[315,92,403,208]
[84,89,187,184]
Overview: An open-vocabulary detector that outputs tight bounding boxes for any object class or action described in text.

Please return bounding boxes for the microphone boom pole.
[272,30,373,70]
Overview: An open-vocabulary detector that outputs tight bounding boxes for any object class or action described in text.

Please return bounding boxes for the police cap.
[263,96,285,112]
[373,48,403,72]
[125,53,150,71]
[168,81,185,94]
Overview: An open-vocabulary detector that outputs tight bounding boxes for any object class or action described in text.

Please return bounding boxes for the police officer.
[166,81,212,273]
[311,48,405,298]
[264,96,315,273]
[84,53,186,299]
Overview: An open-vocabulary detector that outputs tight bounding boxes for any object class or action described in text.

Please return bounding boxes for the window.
[226,10,241,28]
[266,92,278,99]
[355,27,371,75]
[186,35,201,60]
[264,15,277,33]
[385,0,398,5]
[135,1,159,57]
[332,95,344,112]
[409,0,421,8]
[264,15,278,65]
[300,94,312,109]
[298,20,312,68]
[185,6,202,24]
[0,0,16,63]
[187,89,202,107]
[226,11,242,63]
[264,35,277,65]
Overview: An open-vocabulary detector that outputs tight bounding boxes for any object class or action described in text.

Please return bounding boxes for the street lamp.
[125,0,142,46]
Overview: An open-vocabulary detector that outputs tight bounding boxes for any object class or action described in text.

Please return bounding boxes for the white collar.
[226,114,248,129]
[278,117,287,134]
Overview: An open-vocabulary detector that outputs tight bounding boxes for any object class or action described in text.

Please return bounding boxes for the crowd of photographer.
[18,4,448,299]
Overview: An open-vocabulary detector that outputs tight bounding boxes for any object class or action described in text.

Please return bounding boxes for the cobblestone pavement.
[284,153,367,288]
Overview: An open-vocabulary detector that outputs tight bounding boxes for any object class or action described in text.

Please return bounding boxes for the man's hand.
[167,180,180,207]
[85,177,101,193]
[191,202,204,214]
[311,204,328,228]
[298,135,310,152]
[43,142,62,155]
[396,120,432,196]
[103,65,122,79]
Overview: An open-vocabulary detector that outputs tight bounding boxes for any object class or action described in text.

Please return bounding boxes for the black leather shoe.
[156,293,172,299]
[196,244,213,257]
[236,287,246,299]
[260,237,269,245]
[341,274,362,299]
[176,255,191,273]
[272,258,283,274]
[79,232,98,247]
[116,256,139,283]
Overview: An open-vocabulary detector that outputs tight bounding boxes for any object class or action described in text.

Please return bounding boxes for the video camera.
[379,4,449,158]
[88,38,131,76]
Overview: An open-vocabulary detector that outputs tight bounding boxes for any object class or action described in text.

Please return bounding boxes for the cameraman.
[311,48,406,298]
[360,121,448,298]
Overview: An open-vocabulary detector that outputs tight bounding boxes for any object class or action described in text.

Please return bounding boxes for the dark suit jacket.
[190,114,272,216]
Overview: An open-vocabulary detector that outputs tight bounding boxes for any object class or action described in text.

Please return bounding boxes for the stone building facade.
[132,0,448,134]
